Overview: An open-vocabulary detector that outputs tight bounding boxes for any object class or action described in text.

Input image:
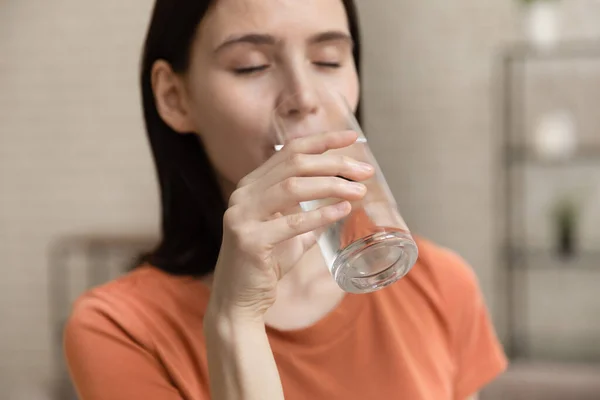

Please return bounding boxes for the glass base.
[331,231,418,294]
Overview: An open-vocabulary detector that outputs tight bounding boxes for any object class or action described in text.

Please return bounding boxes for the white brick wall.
[355,0,518,334]
[0,0,158,394]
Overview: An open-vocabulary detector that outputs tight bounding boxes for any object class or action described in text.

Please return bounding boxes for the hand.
[207,130,375,322]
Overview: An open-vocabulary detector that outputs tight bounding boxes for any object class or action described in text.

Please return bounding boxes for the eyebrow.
[214,30,353,53]
[309,31,354,46]
[214,34,277,53]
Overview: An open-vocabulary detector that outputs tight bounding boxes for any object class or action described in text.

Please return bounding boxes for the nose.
[275,70,320,120]
[278,89,318,119]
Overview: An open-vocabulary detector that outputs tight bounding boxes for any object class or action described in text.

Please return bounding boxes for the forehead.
[200,0,350,44]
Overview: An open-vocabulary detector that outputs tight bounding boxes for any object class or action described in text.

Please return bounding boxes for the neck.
[278,243,333,294]
[266,244,345,330]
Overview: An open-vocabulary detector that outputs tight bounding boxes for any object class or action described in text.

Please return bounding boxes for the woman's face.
[160,0,359,188]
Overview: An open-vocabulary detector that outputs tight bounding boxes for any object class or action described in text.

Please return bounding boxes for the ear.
[151,60,196,134]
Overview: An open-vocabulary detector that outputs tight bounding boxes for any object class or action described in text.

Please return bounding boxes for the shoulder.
[65,267,159,348]
[417,236,480,291]
[63,267,209,399]
[65,266,202,349]
[405,236,482,309]
[375,236,485,343]
[395,236,494,347]
[404,237,507,396]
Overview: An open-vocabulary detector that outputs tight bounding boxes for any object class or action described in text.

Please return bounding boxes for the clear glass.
[272,86,418,294]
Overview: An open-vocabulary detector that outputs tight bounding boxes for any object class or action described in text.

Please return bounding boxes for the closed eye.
[234,62,339,75]
[314,62,341,68]
[234,65,270,75]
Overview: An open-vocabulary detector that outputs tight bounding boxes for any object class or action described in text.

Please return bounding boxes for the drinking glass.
[272,86,418,294]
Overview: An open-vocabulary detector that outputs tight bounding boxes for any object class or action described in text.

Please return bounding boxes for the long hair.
[140,0,363,276]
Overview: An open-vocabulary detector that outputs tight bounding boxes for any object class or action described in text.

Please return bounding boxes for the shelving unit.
[508,247,600,270]
[500,40,600,359]
[506,145,600,165]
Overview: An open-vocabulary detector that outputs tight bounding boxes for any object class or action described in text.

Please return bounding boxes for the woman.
[64,0,507,399]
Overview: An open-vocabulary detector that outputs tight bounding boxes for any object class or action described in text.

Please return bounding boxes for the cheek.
[329,66,360,114]
[347,68,360,113]
[191,80,275,184]
[347,79,360,114]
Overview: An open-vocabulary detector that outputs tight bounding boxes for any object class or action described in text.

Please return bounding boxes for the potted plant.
[550,195,580,258]
[518,0,562,49]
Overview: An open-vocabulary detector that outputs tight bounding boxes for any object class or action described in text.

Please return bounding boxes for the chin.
[259,141,278,162]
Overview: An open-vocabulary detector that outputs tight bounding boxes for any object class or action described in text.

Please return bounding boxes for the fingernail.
[353,161,374,173]
[333,202,351,216]
[347,182,366,194]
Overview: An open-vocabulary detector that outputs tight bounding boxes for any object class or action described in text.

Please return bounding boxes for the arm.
[204,309,284,400]
[202,131,369,399]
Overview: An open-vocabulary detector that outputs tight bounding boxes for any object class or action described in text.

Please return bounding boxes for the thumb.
[299,231,318,253]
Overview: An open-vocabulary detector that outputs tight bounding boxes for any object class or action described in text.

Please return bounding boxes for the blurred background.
[1,0,599,399]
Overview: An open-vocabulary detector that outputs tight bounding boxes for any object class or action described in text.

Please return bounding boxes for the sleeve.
[441,250,508,400]
[63,299,187,400]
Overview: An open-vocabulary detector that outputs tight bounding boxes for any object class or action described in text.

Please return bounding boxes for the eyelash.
[314,62,341,69]
[233,62,341,75]
[234,65,269,75]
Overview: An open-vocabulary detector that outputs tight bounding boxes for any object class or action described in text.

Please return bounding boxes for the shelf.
[504,40,600,62]
[499,38,600,360]
[507,247,600,271]
[505,145,600,166]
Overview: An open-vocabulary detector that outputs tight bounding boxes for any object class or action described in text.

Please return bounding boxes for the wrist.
[203,300,284,400]
[204,300,265,339]
[205,284,268,323]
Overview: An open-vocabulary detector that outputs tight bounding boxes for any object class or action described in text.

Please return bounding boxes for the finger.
[248,152,374,193]
[274,230,318,277]
[240,130,359,186]
[262,201,352,245]
[255,177,366,218]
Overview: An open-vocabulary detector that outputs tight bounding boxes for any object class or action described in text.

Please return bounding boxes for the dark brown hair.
[140,0,363,276]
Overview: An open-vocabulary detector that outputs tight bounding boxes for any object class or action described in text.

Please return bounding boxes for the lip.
[274,117,327,142]
[272,128,323,151]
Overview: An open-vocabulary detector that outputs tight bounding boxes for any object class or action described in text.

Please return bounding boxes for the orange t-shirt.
[64,237,507,400]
